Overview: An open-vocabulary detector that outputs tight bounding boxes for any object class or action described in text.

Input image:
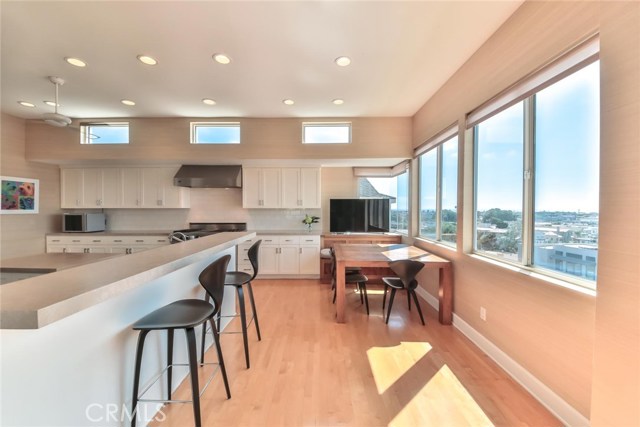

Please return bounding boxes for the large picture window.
[418,134,458,247]
[472,60,599,287]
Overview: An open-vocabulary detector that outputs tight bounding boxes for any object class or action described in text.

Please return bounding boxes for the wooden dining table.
[333,243,453,324]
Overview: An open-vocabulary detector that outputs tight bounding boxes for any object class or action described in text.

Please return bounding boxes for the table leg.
[438,265,453,325]
[336,260,346,323]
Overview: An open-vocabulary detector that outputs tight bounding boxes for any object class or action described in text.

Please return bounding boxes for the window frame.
[190,121,241,144]
[470,61,600,290]
[417,132,458,248]
[301,122,352,144]
[79,122,130,145]
[355,163,409,235]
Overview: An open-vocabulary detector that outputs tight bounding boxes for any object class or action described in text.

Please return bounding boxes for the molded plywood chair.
[130,255,231,427]
[382,259,426,325]
[330,248,370,315]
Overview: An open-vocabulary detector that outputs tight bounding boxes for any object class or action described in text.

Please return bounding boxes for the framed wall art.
[1,176,39,214]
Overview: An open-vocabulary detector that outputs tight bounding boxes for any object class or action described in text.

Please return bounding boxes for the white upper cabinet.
[61,168,84,208]
[61,166,189,209]
[281,168,301,208]
[242,167,281,208]
[243,167,320,209]
[120,168,142,208]
[300,168,321,209]
[140,167,190,208]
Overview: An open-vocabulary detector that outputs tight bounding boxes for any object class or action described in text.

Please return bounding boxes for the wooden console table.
[334,243,453,325]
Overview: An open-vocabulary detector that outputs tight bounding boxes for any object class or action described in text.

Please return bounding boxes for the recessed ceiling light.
[213,53,231,65]
[137,55,158,65]
[44,101,60,107]
[332,99,345,105]
[335,56,351,67]
[18,101,35,108]
[121,99,136,106]
[202,98,216,105]
[65,57,87,67]
[283,99,294,105]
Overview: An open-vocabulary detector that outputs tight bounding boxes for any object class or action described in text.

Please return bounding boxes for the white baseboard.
[414,287,589,427]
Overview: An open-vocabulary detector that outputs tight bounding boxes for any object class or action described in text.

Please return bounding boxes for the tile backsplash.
[105,188,321,231]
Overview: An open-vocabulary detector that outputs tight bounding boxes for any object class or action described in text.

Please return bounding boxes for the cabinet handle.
[157,200,163,206]
[63,248,67,253]
[299,248,302,254]
[76,199,80,206]
[135,240,144,243]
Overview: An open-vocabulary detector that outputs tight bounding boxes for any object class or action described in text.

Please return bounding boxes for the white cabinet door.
[120,168,141,208]
[259,246,279,274]
[61,169,83,208]
[299,245,320,274]
[261,168,281,208]
[82,168,103,208]
[140,168,162,208]
[300,168,321,208]
[242,168,262,208]
[281,168,301,208]
[157,167,189,208]
[278,246,300,274]
[101,168,121,207]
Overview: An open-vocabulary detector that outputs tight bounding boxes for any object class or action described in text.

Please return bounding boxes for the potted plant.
[302,214,320,232]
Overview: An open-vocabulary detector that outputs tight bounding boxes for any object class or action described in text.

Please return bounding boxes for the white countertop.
[1,253,122,272]
[0,231,254,329]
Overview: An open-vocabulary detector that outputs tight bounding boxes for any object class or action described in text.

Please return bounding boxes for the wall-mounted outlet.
[480,306,487,321]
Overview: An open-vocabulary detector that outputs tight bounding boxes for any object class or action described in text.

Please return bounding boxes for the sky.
[475,62,599,212]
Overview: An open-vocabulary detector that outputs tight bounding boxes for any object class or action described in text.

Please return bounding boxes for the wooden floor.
[152,279,560,427]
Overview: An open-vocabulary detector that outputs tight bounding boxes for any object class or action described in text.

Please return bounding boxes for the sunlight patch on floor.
[366,341,432,395]
[389,364,495,427]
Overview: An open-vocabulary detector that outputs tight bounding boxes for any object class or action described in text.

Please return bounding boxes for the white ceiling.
[1,1,522,121]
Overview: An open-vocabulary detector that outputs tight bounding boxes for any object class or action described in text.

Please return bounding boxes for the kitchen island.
[0,231,254,426]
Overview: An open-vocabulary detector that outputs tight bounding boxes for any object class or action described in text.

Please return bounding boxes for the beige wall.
[0,113,61,259]
[411,1,638,423]
[590,2,639,425]
[25,117,411,164]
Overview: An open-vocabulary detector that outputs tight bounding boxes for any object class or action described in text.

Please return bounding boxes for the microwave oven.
[62,213,106,233]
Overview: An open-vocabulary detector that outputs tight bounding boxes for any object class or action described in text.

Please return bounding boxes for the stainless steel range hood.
[173,165,242,188]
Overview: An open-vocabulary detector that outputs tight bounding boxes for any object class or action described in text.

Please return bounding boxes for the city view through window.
[474,62,600,283]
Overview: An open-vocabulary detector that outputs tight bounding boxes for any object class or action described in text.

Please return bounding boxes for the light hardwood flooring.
[152,280,561,427]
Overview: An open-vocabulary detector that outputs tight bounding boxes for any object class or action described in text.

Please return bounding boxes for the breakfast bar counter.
[0,231,254,329]
[0,231,254,427]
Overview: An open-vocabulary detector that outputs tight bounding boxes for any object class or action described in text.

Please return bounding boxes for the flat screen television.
[330,198,390,233]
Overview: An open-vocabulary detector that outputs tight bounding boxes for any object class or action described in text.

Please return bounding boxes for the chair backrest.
[198,254,231,315]
[330,247,336,280]
[247,240,262,280]
[389,259,425,290]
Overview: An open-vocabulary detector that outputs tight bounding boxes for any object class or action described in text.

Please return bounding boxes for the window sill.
[413,237,457,253]
[468,253,596,297]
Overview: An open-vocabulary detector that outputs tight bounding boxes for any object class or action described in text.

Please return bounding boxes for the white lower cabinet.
[46,235,169,254]
[237,235,320,277]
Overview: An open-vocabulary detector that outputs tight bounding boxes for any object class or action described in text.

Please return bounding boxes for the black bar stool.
[208,240,262,369]
[130,255,232,427]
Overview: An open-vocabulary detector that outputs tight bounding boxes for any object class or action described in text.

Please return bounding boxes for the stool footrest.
[136,361,223,403]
